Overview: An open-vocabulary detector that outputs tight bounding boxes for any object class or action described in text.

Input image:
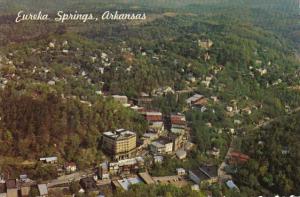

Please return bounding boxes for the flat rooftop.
[117,177,143,190]
[145,111,162,116]
[110,157,144,167]
[103,129,136,140]
[138,172,155,184]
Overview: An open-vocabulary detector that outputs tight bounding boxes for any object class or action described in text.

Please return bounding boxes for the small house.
[186,94,205,107]
[112,95,128,105]
[191,184,200,191]
[228,151,250,165]
[176,168,186,176]
[226,180,239,191]
[40,157,57,164]
[189,165,218,185]
[64,162,77,173]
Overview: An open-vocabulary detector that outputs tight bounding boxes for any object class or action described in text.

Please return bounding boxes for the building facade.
[109,157,145,175]
[102,129,137,161]
[150,138,173,155]
[98,162,110,180]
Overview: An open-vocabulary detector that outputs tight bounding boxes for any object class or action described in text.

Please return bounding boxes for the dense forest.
[0,84,147,167]
[235,112,300,196]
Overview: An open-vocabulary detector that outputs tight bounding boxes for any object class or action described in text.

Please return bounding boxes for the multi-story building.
[149,138,173,155]
[141,111,164,134]
[109,157,145,175]
[170,114,186,135]
[102,129,137,161]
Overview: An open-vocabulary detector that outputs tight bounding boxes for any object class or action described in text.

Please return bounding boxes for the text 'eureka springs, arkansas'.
[15,10,147,23]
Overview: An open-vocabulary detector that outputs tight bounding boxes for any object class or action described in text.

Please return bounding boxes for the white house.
[40,157,57,164]
[176,168,186,176]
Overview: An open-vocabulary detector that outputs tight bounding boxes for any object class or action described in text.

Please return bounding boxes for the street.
[47,170,94,187]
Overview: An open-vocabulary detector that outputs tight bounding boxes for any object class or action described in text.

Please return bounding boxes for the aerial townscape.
[0,0,299,197]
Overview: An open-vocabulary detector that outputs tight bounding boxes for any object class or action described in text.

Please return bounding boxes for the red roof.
[6,179,17,189]
[65,162,76,167]
[141,111,163,122]
[145,115,163,122]
[171,115,186,125]
[193,98,208,106]
[229,151,250,164]
[137,108,146,113]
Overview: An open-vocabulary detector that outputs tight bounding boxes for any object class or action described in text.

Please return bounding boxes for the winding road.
[218,106,300,182]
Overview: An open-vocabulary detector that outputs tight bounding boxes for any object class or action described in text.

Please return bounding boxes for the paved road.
[253,106,300,130]
[175,87,197,94]
[218,137,234,182]
[47,170,94,187]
